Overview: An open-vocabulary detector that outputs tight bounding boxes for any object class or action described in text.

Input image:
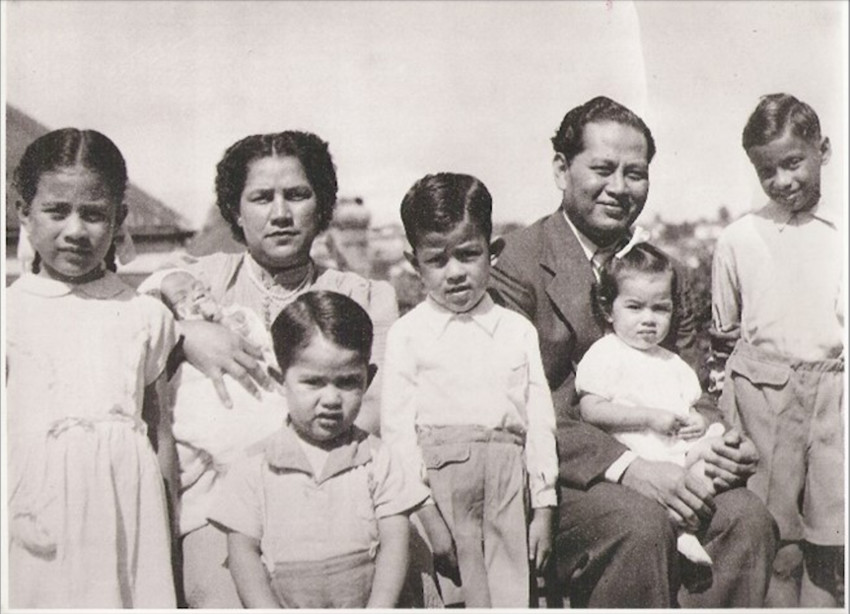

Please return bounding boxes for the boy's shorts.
[270,550,375,608]
[721,341,844,546]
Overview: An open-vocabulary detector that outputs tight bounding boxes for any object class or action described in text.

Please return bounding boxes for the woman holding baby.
[150,130,398,607]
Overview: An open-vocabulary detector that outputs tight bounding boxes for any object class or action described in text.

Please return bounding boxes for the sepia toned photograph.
[2,0,847,610]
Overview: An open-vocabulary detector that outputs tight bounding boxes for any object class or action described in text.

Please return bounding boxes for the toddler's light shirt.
[575,333,703,463]
[208,423,429,570]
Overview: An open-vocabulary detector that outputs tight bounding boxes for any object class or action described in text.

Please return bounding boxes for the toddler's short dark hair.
[742,93,822,152]
[399,172,493,249]
[270,291,373,374]
[592,242,678,326]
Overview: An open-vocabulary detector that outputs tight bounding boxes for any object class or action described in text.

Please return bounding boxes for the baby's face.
[608,270,673,351]
[160,271,221,321]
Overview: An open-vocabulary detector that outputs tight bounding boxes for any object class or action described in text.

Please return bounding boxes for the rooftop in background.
[5,104,195,247]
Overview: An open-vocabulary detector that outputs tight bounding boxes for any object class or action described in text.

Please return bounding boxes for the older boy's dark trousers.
[554,482,778,607]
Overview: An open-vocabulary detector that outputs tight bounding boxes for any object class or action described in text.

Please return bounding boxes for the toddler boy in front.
[381,172,559,607]
[712,93,844,608]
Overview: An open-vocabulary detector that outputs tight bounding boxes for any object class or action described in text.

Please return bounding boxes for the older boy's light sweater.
[712,200,843,362]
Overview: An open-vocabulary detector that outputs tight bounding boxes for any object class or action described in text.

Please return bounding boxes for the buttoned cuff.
[604,450,638,483]
[531,486,558,509]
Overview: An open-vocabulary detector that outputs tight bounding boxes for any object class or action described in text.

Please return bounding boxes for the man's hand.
[701,428,759,492]
[178,319,273,408]
[621,457,716,531]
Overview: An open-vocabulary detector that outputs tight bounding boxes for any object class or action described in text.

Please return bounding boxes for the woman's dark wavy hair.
[13,128,128,273]
[270,290,373,375]
[742,93,822,152]
[215,131,338,243]
[591,242,678,333]
[399,172,493,249]
[551,96,656,164]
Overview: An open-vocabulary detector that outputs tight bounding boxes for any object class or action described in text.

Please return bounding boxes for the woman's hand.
[677,409,708,440]
[178,320,273,408]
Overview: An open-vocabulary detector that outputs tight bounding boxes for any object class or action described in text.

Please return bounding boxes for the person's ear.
[268,366,285,387]
[489,236,506,265]
[325,231,347,268]
[366,363,378,390]
[404,250,419,272]
[820,137,831,165]
[115,202,129,228]
[553,153,570,191]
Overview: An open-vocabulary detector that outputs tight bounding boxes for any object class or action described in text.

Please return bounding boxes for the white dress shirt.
[381,294,558,508]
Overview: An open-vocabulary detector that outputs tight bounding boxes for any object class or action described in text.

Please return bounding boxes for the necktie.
[591,246,616,279]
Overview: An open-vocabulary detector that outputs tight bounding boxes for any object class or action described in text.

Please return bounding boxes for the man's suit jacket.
[489,210,701,489]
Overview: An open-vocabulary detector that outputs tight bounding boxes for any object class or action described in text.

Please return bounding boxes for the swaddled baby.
[138,268,284,537]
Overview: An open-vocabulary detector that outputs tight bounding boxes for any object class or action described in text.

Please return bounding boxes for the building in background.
[4,105,195,287]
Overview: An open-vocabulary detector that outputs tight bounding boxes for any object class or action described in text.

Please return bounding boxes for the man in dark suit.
[489,96,777,608]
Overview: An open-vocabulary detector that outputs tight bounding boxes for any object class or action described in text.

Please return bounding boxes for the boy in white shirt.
[712,93,844,607]
[381,172,558,607]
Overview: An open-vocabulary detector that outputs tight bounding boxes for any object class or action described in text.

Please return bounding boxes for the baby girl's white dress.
[575,333,703,464]
[5,272,177,608]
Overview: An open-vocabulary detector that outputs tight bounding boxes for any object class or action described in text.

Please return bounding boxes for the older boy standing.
[712,93,844,608]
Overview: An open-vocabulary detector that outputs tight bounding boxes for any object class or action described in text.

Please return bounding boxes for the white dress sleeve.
[574,337,619,399]
[142,296,177,385]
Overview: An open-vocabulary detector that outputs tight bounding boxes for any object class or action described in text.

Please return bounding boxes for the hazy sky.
[4,1,847,229]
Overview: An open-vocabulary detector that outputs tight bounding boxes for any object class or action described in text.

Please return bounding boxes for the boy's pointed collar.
[14,270,127,299]
[264,420,373,483]
[766,199,838,231]
[422,294,500,337]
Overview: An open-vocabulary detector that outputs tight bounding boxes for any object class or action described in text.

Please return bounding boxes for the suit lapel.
[541,212,604,358]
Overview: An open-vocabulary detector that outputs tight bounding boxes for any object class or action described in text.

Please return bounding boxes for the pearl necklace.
[246,257,315,329]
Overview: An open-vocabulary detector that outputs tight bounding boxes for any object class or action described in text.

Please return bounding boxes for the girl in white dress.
[6,129,178,607]
[575,241,724,567]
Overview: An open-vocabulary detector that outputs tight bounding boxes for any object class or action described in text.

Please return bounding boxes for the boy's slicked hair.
[551,96,656,164]
[215,131,338,243]
[400,172,493,249]
[742,93,822,151]
[592,242,678,327]
[270,290,373,374]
